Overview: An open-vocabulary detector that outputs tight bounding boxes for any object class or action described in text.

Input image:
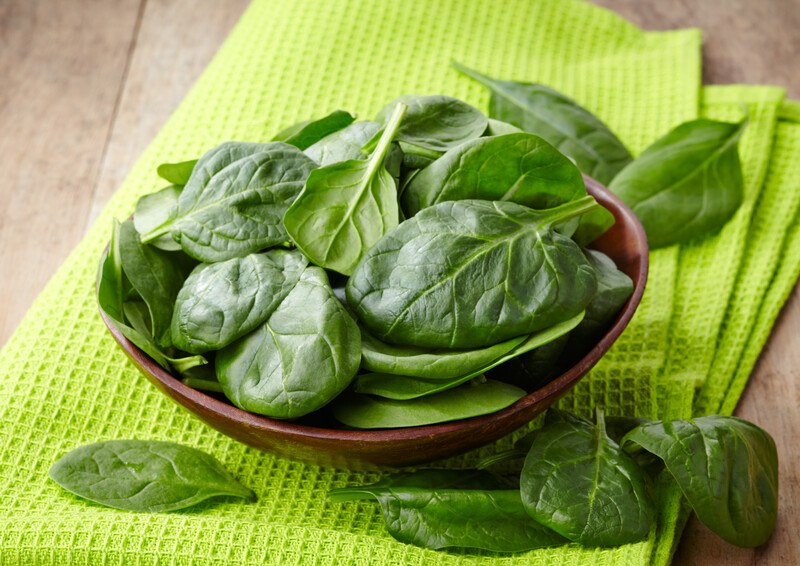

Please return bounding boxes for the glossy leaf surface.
[133,185,183,251]
[272,110,356,150]
[304,121,381,166]
[156,159,197,186]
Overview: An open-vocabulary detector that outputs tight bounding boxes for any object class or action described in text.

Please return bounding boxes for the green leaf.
[118,220,186,348]
[622,416,778,547]
[346,198,598,349]
[331,379,526,429]
[272,110,356,150]
[484,118,522,136]
[375,94,487,153]
[304,121,382,166]
[49,440,255,512]
[216,267,361,419]
[355,312,583,399]
[329,470,566,552]
[133,185,182,251]
[520,409,655,546]
[609,119,746,248]
[141,142,317,262]
[453,62,633,185]
[170,249,308,353]
[402,132,586,217]
[284,103,406,275]
[156,159,198,186]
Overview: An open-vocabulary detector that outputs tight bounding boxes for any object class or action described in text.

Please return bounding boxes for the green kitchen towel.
[1,0,797,564]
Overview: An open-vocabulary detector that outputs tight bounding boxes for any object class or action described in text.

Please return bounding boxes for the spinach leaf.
[156,159,197,186]
[141,142,317,262]
[622,416,778,547]
[133,185,182,251]
[402,132,586,217]
[331,379,526,429]
[171,249,308,353]
[304,121,381,166]
[484,118,522,136]
[49,440,255,512]
[490,334,569,389]
[374,94,487,154]
[608,119,746,248]
[272,110,356,150]
[283,103,406,275]
[330,471,565,552]
[453,62,633,185]
[356,312,583,399]
[216,267,361,419]
[118,220,186,348]
[347,198,598,349]
[520,409,655,546]
[97,221,172,370]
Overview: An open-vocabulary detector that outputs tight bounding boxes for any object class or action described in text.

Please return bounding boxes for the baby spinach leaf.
[49,440,255,512]
[484,118,522,136]
[304,121,381,166]
[141,142,317,262]
[609,119,746,248]
[375,94,487,154]
[347,198,598,349]
[118,220,186,348]
[133,185,182,251]
[156,159,197,186]
[332,484,565,551]
[330,469,504,501]
[331,379,526,429]
[489,334,569,389]
[216,267,361,419]
[170,249,308,353]
[97,221,172,370]
[622,416,778,547]
[353,372,487,400]
[572,204,616,247]
[283,103,406,275]
[402,132,586,217]
[453,62,633,185]
[272,110,356,150]
[520,409,655,546]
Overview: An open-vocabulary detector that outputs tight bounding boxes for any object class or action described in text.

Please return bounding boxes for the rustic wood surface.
[0,0,797,563]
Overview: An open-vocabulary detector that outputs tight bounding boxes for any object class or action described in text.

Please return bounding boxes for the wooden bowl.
[100,178,648,470]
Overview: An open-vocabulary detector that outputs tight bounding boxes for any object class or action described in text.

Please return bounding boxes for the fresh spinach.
[622,416,778,547]
[156,159,197,186]
[353,372,487,401]
[171,249,308,353]
[520,409,655,546]
[216,267,361,419]
[347,198,598,348]
[140,142,317,262]
[133,185,182,251]
[329,470,566,552]
[453,62,633,185]
[304,121,381,166]
[332,379,526,429]
[49,440,255,512]
[609,119,746,248]
[283,103,406,275]
[402,132,586,217]
[272,110,356,150]
[484,118,522,136]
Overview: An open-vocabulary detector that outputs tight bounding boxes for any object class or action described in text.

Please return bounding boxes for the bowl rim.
[100,177,648,444]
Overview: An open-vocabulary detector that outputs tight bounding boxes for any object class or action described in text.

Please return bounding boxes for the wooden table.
[1,1,797,563]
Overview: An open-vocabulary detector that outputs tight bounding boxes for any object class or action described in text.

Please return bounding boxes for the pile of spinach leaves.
[331,409,778,551]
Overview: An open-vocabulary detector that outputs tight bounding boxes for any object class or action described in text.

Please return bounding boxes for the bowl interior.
[101,177,648,469]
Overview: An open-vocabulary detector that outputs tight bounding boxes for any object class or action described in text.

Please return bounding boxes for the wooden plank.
[0,0,143,345]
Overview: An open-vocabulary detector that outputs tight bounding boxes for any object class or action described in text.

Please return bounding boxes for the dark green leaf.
[284,103,406,275]
[272,110,356,150]
[609,119,745,248]
[304,121,381,166]
[347,198,598,349]
[156,160,197,186]
[170,249,308,353]
[453,62,633,185]
[622,416,778,547]
[329,469,504,502]
[133,186,183,251]
[332,379,526,429]
[402,132,586,217]
[572,204,616,247]
[49,440,255,512]
[141,142,317,262]
[520,409,655,546]
[216,267,361,419]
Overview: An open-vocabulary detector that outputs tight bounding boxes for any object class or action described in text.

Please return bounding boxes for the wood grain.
[0,0,797,563]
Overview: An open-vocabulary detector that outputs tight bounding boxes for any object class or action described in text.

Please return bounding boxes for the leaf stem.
[139,222,172,244]
[545,195,599,226]
[451,61,494,89]
[365,102,407,177]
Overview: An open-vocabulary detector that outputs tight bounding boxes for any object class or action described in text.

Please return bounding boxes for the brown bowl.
[100,177,648,470]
